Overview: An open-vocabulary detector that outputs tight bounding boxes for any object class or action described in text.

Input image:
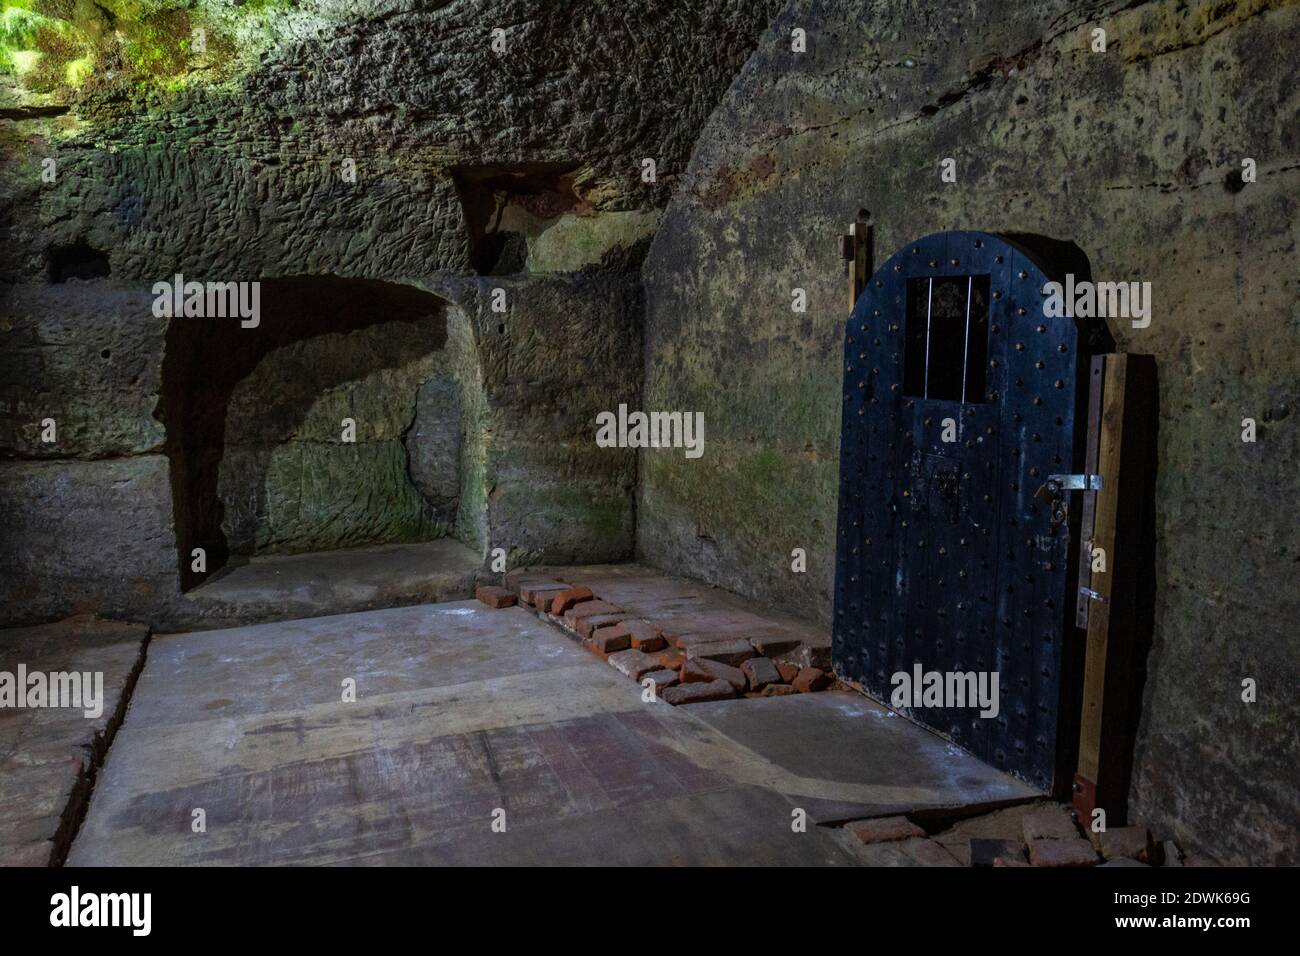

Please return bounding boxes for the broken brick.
[776,662,801,684]
[630,632,666,653]
[1022,807,1081,843]
[563,602,623,635]
[564,599,622,623]
[798,644,833,670]
[1028,837,1098,867]
[748,632,802,657]
[641,669,680,692]
[1092,826,1154,862]
[685,638,755,666]
[759,683,795,697]
[551,586,594,615]
[581,637,609,661]
[606,648,658,682]
[844,816,926,844]
[682,658,747,691]
[522,584,569,608]
[591,629,631,654]
[657,649,685,671]
[792,666,830,693]
[475,585,517,609]
[576,613,627,639]
[969,838,1025,868]
[660,679,736,706]
[741,656,781,691]
[602,619,665,652]
[674,631,751,653]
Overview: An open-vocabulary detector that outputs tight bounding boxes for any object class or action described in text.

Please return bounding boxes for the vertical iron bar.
[923,277,934,399]
[961,275,972,402]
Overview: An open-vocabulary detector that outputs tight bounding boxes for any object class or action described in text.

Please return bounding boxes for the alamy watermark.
[891,663,1000,719]
[595,403,705,459]
[1042,274,1151,329]
[151,273,260,328]
[0,665,103,718]
[50,886,151,936]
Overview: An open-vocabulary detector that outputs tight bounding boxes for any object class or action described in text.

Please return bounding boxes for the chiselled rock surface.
[0,457,179,628]
[640,0,1300,864]
[0,284,165,459]
[2,0,785,284]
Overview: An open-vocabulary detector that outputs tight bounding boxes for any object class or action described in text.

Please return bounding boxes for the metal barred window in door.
[833,230,1092,792]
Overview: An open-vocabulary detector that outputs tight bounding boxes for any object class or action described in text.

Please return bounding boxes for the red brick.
[748,632,802,657]
[580,638,609,661]
[591,629,631,655]
[600,618,665,651]
[792,666,831,693]
[657,650,685,671]
[517,580,566,602]
[576,613,627,639]
[777,662,801,683]
[686,638,755,666]
[759,684,795,697]
[741,656,781,691]
[660,679,736,706]
[565,600,623,622]
[682,658,746,691]
[562,601,623,633]
[1092,826,1154,862]
[551,586,594,615]
[642,669,680,692]
[630,632,666,653]
[1022,808,1080,842]
[680,659,713,684]
[844,816,926,844]
[475,585,517,609]
[1028,837,1098,867]
[607,649,658,682]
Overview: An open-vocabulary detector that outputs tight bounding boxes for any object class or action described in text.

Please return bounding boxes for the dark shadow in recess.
[450,162,584,275]
[154,276,451,591]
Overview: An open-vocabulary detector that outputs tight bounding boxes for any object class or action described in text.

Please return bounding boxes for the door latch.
[1034,474,1103,525]
[1079,586,1109,604]
[1034,474,1104,503]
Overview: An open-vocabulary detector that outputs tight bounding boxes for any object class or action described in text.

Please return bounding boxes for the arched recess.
[154,276,487,591]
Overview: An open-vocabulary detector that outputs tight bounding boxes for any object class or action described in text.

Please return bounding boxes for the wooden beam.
[1076,355,1126,790]
[1072,353,1158,825]
[844,218,871,314]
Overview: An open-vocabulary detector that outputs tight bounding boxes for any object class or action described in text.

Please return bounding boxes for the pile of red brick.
[837,803,1189,868]
[493,578,839,705]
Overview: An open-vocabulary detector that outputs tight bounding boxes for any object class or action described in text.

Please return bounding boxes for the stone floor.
[64,599,1039,866]
[182,538,481,630]
[0,615,149,865]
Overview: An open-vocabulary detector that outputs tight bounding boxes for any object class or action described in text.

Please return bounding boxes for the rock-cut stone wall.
[0,0,783,628]
[641,0,1299,863]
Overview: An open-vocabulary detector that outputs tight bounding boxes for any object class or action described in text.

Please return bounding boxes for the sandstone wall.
[641,0,1299,863]
[1,1,780,627]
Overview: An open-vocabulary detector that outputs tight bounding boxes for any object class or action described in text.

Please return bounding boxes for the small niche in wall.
[450,162,587,275]
[47,240,111,282]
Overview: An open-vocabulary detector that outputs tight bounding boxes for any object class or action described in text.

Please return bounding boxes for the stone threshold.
[179,538,484,631]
